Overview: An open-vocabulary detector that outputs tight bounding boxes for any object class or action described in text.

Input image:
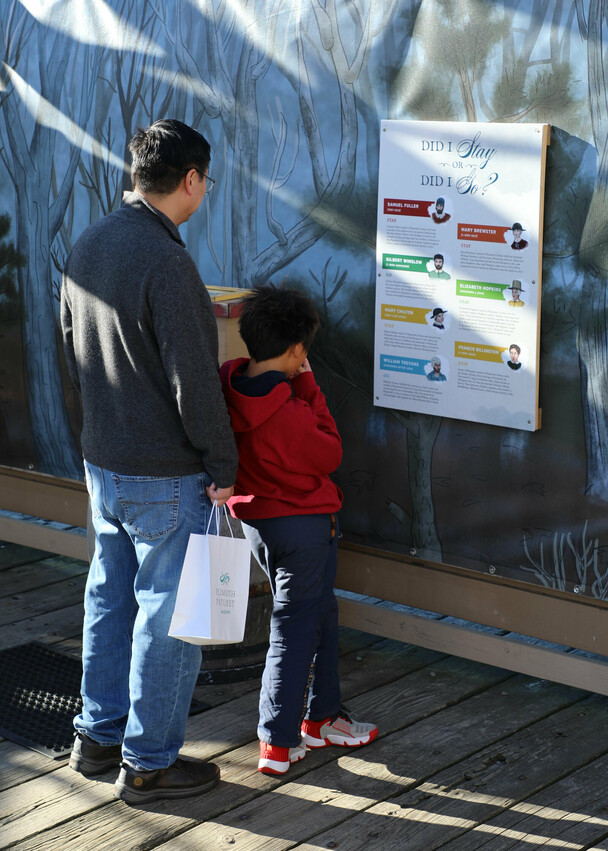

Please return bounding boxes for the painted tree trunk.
[232,37,261,286]
[16,182,82,478]
[406,413,443,560]
[578,0,608,498]
[391,410,442,559]
[577,277,608,498]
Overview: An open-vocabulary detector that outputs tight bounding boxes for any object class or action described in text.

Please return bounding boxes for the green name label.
[456,280,507,300]
[382,254,431,272]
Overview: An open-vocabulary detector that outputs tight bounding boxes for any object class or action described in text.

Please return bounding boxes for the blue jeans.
[242,514,341,748]
[75,460,213,770]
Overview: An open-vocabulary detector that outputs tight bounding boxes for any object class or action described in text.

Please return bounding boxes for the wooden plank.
[0,574,87,627]
[0,603,84,651]
[192,627,396,711]
[43,636,83,660]
[217,315,248,364]
[337,623,395,654]
[2,634,441,793]
[0,466,87,527]
[0,634,439,790]
[2,477,608,702]
[338,596,608,695]
[300,694,607,851]
[0,516,88,561]
[139,673,584,851]
[2,467,607,673]
[337,543,608,656]
[0,543,53,571]
[6,546,608,851]
[0,741,67,794]
[192,631,408,711]
[438,752,608,849]
[0,768,115,850]
[3,655,511,850]
[0,555,88,599]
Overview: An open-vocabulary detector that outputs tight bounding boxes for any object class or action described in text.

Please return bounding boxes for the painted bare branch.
[0,21,100,476]
[266,106,298,245]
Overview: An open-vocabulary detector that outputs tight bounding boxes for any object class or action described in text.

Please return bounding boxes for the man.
[510,223,528,250]
[509,280,525,307]
[427,356,447,381]
[431,197,451,224]
[428,254,451,280]
[61,119,238,805]
[431,307,447,329]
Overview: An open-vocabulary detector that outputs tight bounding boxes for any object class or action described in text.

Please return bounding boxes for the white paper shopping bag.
[168,504,251,645]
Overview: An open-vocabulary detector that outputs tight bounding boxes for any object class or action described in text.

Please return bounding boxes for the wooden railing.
[0,465,88,560]
[2,463,608,695]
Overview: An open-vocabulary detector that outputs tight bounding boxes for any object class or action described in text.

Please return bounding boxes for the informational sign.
[374,120,550,431]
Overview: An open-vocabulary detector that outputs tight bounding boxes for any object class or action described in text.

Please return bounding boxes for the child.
[220,285,377,776]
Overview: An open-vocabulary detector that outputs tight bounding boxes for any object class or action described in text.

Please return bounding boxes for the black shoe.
[69,733,122,776]
[113,756,220,804]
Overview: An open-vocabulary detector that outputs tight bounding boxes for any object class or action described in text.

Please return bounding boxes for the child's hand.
[290,358,312,379]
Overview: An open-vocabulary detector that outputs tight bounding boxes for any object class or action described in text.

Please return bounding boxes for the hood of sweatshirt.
[220,358,292,433]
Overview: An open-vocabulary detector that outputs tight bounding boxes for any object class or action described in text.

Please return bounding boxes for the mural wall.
[1,0,607,599]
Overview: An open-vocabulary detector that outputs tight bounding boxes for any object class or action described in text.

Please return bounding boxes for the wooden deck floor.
[2,542,608,850]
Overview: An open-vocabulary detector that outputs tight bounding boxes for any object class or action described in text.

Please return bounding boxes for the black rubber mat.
[0,643,209,760]
[0,643,83,759]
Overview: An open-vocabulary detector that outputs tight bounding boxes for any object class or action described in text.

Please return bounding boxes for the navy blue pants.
[242,513,342,748]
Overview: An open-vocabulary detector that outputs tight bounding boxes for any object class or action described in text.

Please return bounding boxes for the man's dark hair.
[239,285,319,361]
[434,253,443,261]
[128,119,211,194]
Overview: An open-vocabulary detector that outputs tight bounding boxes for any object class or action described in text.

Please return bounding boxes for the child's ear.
[293,341,306,361]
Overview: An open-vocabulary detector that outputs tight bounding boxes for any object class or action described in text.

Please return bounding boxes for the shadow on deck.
[2,541,608,851]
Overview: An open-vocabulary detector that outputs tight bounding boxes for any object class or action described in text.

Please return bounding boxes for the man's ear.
[184,168,197,196]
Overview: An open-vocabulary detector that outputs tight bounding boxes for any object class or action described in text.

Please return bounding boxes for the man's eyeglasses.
[201,172,215,192]
[188,168,215,192]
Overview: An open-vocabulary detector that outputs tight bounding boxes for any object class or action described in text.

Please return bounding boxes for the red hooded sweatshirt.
[219,357,343,520]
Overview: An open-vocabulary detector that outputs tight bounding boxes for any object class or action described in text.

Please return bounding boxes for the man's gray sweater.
[61,192,238,487]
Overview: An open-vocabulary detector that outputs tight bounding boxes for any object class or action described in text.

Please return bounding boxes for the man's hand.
[206,483,234,506]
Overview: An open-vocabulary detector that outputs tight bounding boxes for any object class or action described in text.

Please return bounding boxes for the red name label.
[384,199,433,217]
[457,223,510,244]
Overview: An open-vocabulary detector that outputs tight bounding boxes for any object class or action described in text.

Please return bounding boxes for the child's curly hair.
[238,285,319,361]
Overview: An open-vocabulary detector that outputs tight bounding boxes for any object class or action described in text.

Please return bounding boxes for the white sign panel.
[374,120,549,431]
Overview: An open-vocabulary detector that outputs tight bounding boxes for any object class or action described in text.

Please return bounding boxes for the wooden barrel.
[89,503,272,685]
[198,558,272,684]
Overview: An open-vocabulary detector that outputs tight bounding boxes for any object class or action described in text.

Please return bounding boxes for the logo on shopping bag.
[220,572,230,584]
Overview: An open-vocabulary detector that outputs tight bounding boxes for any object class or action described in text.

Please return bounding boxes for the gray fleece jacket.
[61,192,238,486]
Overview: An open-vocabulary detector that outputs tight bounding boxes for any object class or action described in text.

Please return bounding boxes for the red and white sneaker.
[301,709,378,748]
[258,740,307,775]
